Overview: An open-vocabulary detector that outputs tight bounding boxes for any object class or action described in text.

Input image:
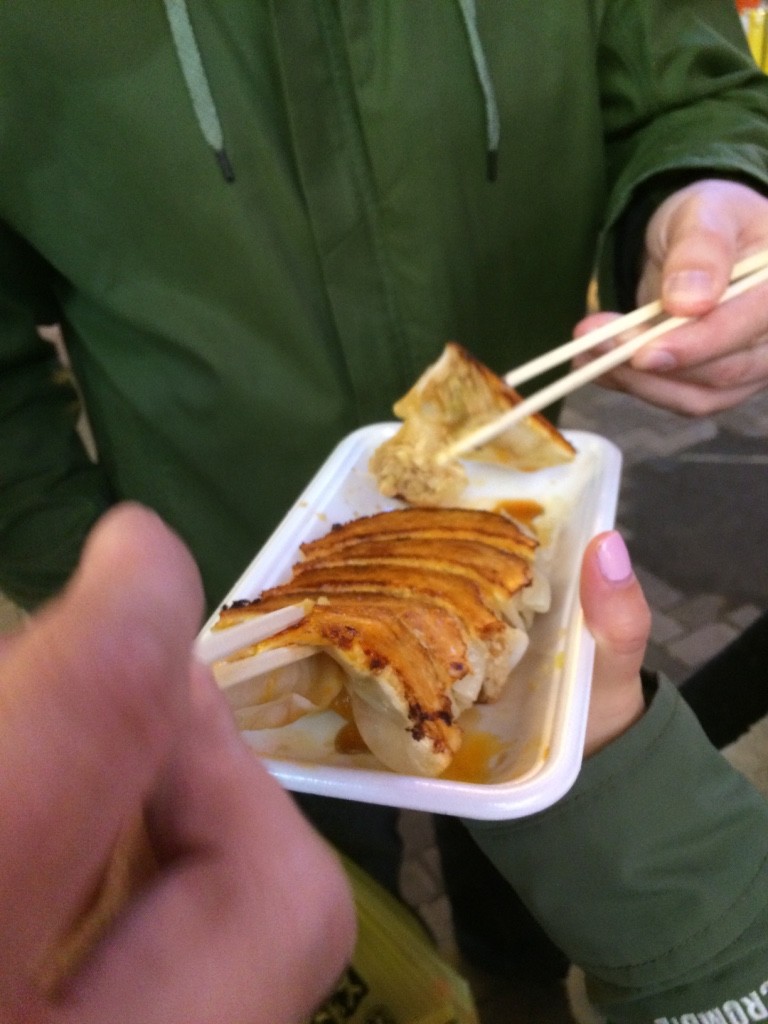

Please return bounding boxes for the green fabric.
[467,677,768,1023]
[1,1,768,611]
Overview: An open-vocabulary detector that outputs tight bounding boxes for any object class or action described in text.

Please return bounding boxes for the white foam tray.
[199,424,622,820]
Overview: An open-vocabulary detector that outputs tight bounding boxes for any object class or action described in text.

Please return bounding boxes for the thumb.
[20,501,205,741]
[651,181,740,318]
[580,531,651,756]
[0,503,205,978]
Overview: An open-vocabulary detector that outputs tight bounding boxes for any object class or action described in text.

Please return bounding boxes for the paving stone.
[612,427,667,462]
[671,593,726,628]
[619,457,768,608]
[728,604,764,630]
[667,622,740,668]
[649,609,684,645]
[649,419,719,457]
[643,643,691,685]
[634,566,684,612]
[716,392,768,437]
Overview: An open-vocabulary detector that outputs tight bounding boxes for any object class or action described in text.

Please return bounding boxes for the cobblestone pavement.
[2,384,766,1023]
[563,384,768,684]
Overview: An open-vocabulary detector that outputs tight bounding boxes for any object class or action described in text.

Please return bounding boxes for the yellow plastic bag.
[309,857,479,1024]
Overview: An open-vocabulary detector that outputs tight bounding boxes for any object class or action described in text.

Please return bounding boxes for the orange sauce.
[492,498,544,531]
[331,690,372,754]
[439,730,507,784]
[330,689,354,721]
[335,720,370,754]
[329,690,508,775]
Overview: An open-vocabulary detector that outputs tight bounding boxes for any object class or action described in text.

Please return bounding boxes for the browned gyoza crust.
[222,561,518,697]
[227,590,474,683]
[222,597,461,758]
[297,537,531,604]
[250,562,509,647]
[300,506,538,562]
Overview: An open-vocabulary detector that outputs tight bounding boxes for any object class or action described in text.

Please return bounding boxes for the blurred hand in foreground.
[574,179,768,415]
[580,531,651,757]
[0,503,355,1024]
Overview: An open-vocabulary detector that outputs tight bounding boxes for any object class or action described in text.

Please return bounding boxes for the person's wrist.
[583,677,646,758]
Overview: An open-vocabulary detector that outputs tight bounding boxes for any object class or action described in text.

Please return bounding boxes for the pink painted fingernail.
[597,532,633,583]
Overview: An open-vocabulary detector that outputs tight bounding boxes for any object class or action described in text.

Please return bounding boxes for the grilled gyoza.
[213,506,548,777]
[369,342,576,505]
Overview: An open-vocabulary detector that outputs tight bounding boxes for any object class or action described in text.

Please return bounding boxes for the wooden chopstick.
[442,250,768,462]
[212,644,320,689]
[504,247,768,390]
[194,601,310,665]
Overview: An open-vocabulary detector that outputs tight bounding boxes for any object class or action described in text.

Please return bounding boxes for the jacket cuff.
[465,677,768,1002]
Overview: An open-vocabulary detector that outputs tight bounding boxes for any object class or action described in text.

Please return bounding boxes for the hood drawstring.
[163,0,235,182]
[163,0,498,185]
[456,0,500,181]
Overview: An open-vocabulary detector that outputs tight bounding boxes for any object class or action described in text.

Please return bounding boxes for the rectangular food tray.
[199,424,622,819]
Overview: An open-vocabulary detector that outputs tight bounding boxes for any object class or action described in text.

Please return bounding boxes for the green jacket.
[2,1,768,609]
[467,677,768,1024]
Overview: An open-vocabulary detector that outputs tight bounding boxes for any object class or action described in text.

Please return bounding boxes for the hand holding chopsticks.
[442,248,768,462]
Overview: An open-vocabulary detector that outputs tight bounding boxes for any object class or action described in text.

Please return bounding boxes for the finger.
[571,308,656,373]
[654,181,768,321]
[580,532,650,756]
[587,359,765,416]
[0,503,203,987]
[573,285,768,406]
[649,181,742,318]
[632,277,768,373]
[659,231,735,319]
[60,666,356,1024]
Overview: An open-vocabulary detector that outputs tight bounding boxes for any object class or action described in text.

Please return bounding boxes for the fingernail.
[634,347,677,371]
[597,532,633,583]
[663,269,715,305]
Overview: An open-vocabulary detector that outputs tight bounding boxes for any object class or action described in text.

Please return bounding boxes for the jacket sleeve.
[0,222,113,609]
[596,0,768,306]
[464,676,768,1024]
